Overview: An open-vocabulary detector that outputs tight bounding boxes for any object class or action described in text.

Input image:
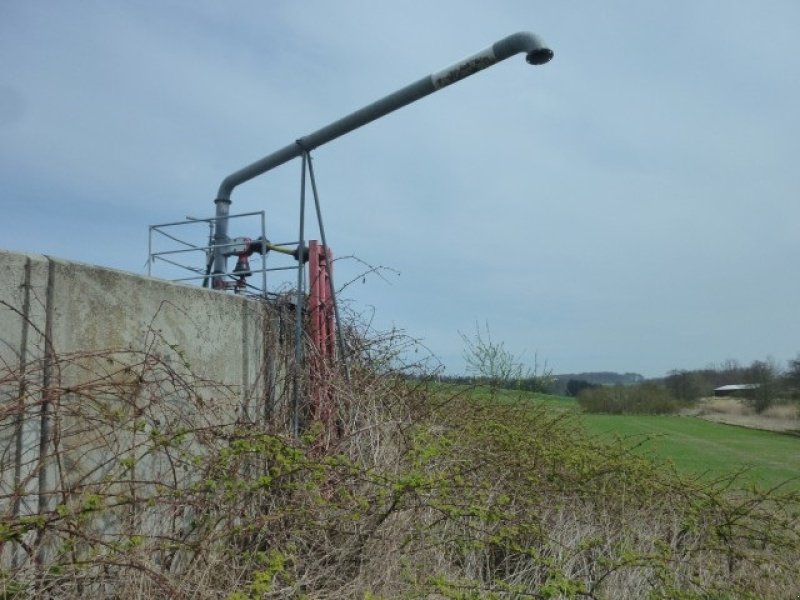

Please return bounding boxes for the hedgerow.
[1,321,799,598]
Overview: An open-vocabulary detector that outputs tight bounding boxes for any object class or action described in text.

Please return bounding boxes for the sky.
[1,1,799,378]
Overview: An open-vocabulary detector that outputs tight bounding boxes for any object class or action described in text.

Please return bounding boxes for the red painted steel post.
[321,245,335,359]
[308,241,323,354]
[308,241,336,361]
[307,241,336,451]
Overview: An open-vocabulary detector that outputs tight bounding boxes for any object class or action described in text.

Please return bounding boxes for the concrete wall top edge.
[0,246,268,310]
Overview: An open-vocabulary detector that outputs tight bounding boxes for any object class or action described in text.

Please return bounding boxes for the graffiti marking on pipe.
[432,49,497,90]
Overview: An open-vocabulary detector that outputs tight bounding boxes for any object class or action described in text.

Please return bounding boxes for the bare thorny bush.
[1,308,800,599]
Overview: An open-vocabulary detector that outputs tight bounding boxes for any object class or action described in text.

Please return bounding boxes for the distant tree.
[718,358,747,384]
[565,379,598,397]
[577,382,684,415]
[627,382,683,414]
[720,358,740,372]
[460,323,524,386]
[663,370,712,403]
[785,353,800,400]
[459,322,553,391]
[745,358,782,413]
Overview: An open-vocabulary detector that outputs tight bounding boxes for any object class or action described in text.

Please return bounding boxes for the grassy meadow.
[582,412,800,490]
[444,384,800,490]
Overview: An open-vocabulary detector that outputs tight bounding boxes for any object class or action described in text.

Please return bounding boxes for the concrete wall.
[0,249,285,400]
[0,248,291,568]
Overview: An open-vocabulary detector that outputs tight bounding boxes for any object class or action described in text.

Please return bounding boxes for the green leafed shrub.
[577,382,688,414]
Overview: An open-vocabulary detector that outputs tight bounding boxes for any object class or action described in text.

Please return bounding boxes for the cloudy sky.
[2,1,799,377]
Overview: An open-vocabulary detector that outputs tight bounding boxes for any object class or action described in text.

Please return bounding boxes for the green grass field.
[440,384,800,490]
[581,413,800,490]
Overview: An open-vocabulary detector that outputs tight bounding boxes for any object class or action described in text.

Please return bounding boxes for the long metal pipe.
[210,31,553,280]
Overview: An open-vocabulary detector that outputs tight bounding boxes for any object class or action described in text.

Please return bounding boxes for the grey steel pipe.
[211,31,553,283]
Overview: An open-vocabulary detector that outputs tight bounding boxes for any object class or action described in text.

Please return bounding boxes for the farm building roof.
[714,384,760,392]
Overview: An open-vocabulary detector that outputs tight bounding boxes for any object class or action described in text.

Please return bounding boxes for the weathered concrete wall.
[0,250,281,401]
[0,248,291,567]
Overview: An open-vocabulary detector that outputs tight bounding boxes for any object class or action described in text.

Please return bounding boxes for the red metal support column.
[307,241,336,449]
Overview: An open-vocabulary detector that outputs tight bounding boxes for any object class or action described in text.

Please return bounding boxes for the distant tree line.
[551,372,644,395]
[433,322,800,418]
[578,354,800,415]
[434,371,645,396]
[434,373,554,394]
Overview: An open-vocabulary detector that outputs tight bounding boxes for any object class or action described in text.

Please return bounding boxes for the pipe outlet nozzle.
[526,48,554,65]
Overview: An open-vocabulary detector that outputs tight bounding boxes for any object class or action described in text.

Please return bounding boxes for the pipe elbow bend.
[493,31,554,65]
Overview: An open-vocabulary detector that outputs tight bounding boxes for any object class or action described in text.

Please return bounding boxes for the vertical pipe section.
[259,211,268,298]
[292,154,308,437]
[209,31,552,284]
[211,198,231,287]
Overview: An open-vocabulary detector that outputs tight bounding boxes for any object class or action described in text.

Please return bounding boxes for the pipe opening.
[526,48,554,65]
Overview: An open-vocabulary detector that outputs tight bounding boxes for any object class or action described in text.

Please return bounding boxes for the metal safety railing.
[147,211,305,299]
